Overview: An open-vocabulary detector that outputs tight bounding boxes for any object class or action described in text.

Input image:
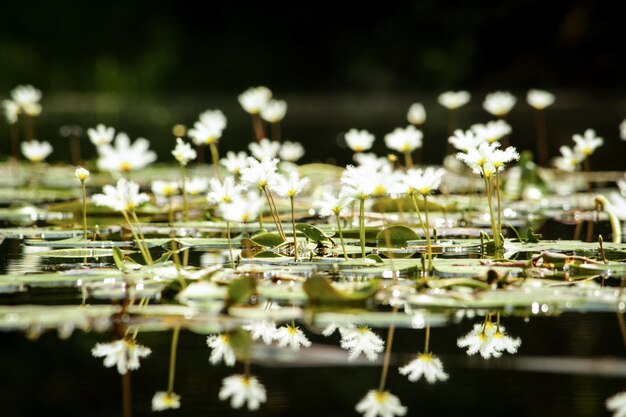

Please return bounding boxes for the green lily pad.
[376,225,419,248]
[303,275,381,305]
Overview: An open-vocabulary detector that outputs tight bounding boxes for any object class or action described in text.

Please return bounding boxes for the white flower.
[249,138,281,160]
[339,325,384,361]
[273,324,311,350]
[188,120,223,145]
[314,189,354,217]
[279,141,305,162]
[239,86,272,114]
[607,391,626,417]
[554,145,585,172]
[21,139,52,162]
[270,171,310,198]
[172,137,197,165]
[457,321,496,356]
[75,167,90,182]
[2,100,19,124]
[92,178,150,212]
[240,157,279,189]
[471,120,512,144]
[402,167,445,195]
[199,109,227,131]
[448,129,484,152]
[218,194,263,223]
[457,321,520,359]
[355,390,407,417]
[11,85,42,116]
[185,177,209,195]
[152,391,181,411]
[221,151,249,174]
[490,146,520,172]
[207,334,236,366]
[341,164,399,199]
[482,328,521,358]
[345,128,375,152]
[260,99,287,123]
[219,374,267,410]
[207,176,243,204]
[407,103,426,125]
[242,320,278,345]
[438,91,470,110]
[527,89,555,110]
[354,152,392,170]
[573,128,603,156]
[91,339,151,374]
[483,91,516,117]
[97,132,156,173]
[384,125,423,153]
[152,180,179,198]
[456,141,500,175]
[87,124,115,146]
[399,352,449,383]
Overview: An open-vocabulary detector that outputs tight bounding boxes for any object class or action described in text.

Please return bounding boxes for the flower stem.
[226,221,236,270]
[423,320,431,353]
[209,142,221,179]
[10,122,19,161]
[483,173,501,256]
[131,210,153,265]
[122,211,151,265]
[262,186,286,241]
[251,114,265,142]
[534,109,548,167]
[404,151,413,169]
[359,197,366,258]
[410,193,428,238]
[180,165,189,221]
[290,196,298,261]
[271,121,281,142]
[422,194,433,273]
[495,172,502,240]
[81,181,88,240]
[166,326,180,394]
[378,307,399,392]
[335,213,348,260]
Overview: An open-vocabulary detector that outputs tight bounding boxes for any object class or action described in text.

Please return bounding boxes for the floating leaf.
[251,232,285,247]
[296,223,333,243]
[376,225,419,248]
[303,275,381,305]
[227,275,258,306]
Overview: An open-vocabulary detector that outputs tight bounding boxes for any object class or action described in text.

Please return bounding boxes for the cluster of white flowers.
[554,128,603,171]
[457,320,521,359]
[172,137,197,165]
[91,339,152,374]
[454,129,519,176]
[2,85,42,123]
[239,86,288,123]
[151,391,181,411]
[188,109,227,146]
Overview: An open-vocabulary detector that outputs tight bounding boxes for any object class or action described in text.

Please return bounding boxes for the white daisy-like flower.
[270,171,310,198]
[11,85,42,116]
[573,128,603,156]
[457,321,496,356]
[607,391,626,417]
[353,152,392,170]
[273,324,311,350]
[172,137,197,165]
[97,132,156,173]
[554,145,585,172]
[355,390,407,417]
[91,339,152,374]
[152,180,180,198]
[448,129,484,152]
[2,99,19,124]
[242,320,278,345]
[92,178,150,212]
[527,89,555,110]
[87,124,115,146]
[240,157,279,189]
[207,333,237,366]
[471,120,512,144]
[75,167,90,182]
[402,167,446,196]
[341,164,399,199]
[407,103,426,125]
[249,138,281,161]
[314,189,354,217]
[279,141,305,162]
[185,177,209,196]
[239,86,272,114]
[151,391,181,411]
[481,328,521,358]
[218,194,263,223]
[221,151,249,174]
[207,176,243,204]
[457,321,520,359]
[399,352,449,383]
[456,141,500,175]
[489,146,520,172]
[483,91,516,117]
[188,120,223,146]
[21,139,53,162]
[438,91,471,110]
[339,325,384,361]
[345,128,375,152]
[199,109,227,131]
[260,99,287,123]
[219,374,267,410]
[384,125,423,153]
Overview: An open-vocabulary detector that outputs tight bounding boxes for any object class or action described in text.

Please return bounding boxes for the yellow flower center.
[119,161,131,172]
[373,185,386,196]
